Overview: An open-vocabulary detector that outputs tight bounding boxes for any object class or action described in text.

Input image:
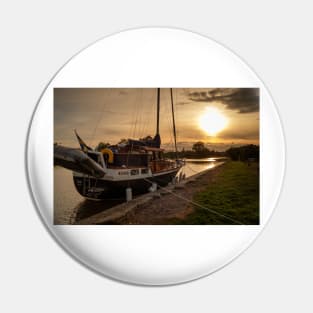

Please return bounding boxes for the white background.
[0,1,312,312]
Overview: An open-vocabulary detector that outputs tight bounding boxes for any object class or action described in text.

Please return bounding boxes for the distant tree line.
[164,141,226,159]
[164,141,259,161]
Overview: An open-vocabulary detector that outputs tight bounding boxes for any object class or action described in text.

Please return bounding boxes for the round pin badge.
[27,28,285,285]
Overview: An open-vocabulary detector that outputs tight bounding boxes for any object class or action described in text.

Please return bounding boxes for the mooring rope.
[143,177,245,225]
[184,163,200,174]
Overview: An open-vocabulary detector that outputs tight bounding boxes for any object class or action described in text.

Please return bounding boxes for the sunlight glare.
[199,107,228,136]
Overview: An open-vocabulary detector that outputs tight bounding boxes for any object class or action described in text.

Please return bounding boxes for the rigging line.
[144,90,155,137]
[132,89,139,138]
[129,89,136,139]
[161,90,171,146]
[140,112,148,138]
[171,88,178,159]
[142,177,245,225]
[139,112,146,137]
[127,89,142,167]
[139,89,150,138]
[175,88,180,144]
[137,89,143,138]
[156,88,160,135]
[132,88,142,138]
[175,88,183,151]
[139,88,145,137]
[165,91,175,150]
[139,89,149,137]
[90,88,112,148]
[142,89,154,135]
[146,89,155,136]
[134,88,142,138]
[129,88,140,139]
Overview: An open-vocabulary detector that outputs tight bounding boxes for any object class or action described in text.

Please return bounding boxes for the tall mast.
[170,88,178,159]
[156,88,160,135]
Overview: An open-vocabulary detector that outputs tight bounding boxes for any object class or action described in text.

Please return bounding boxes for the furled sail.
[128,134,161,148]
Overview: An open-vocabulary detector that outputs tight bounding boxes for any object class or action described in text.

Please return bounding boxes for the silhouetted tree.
[139,135,153,141]
[192,141,207,153]
[95,142,111,151]
[118,138,128,144]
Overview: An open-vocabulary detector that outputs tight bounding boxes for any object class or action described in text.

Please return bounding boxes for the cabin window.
[141,168,148,174]
[130,169,139,175]
[118,171,129,175]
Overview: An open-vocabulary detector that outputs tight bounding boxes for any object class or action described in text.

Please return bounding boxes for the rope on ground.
[143,177,245,225]
[184,163,200,174]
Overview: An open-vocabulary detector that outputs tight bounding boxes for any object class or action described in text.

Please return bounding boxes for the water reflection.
[179,157,227,177]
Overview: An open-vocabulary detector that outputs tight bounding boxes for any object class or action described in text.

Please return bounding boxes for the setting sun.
[199,107,228,136]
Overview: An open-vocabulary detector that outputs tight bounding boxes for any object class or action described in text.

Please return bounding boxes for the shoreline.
[75,162,226,225]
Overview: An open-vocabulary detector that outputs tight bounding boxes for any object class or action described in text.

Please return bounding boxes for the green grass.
[176,161,259,225]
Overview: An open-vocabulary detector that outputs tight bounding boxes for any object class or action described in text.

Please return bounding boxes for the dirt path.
[116,163,226,224]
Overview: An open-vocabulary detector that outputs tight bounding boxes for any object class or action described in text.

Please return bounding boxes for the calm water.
[54,157,226,224]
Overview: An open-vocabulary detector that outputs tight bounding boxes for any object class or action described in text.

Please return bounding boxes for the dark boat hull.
[73,169,180,200]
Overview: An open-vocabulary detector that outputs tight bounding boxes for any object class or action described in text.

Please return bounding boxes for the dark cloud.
[188,88,259,113]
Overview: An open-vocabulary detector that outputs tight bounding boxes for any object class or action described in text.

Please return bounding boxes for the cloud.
[188,88,259,113]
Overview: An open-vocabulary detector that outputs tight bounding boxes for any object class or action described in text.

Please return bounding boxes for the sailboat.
[54,88,183,200]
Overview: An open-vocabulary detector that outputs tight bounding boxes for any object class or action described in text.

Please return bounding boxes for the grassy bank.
[176,161,259,225]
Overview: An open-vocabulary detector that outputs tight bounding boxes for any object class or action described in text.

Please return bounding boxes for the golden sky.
[54,88,259,151]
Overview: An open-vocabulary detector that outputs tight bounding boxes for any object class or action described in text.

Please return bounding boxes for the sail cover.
[128,134,161,148]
